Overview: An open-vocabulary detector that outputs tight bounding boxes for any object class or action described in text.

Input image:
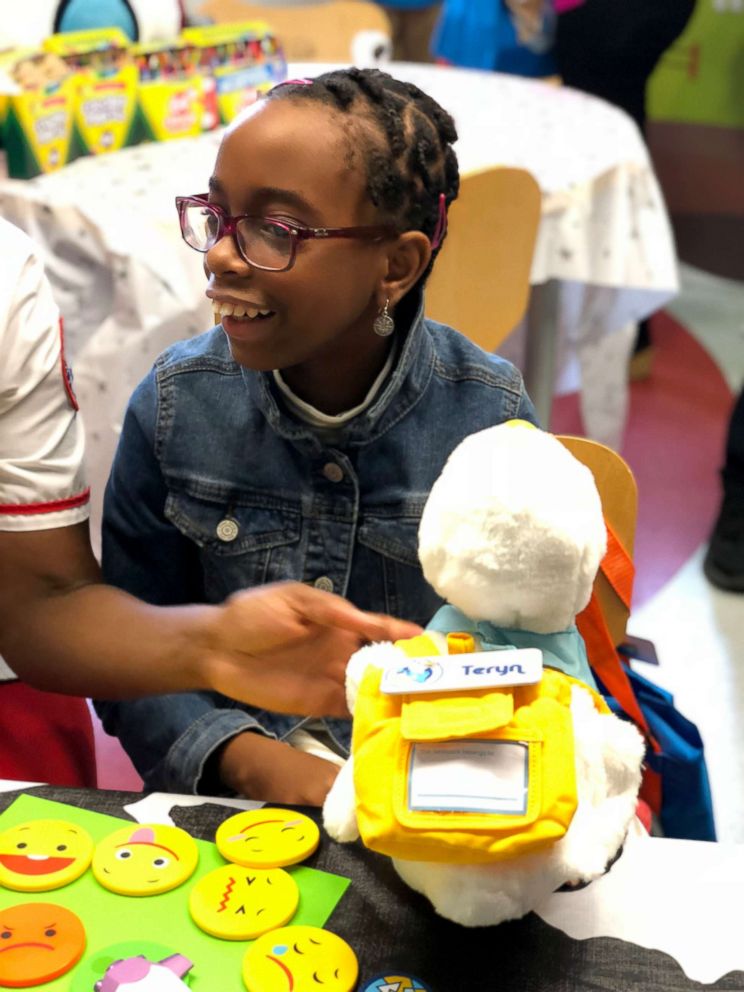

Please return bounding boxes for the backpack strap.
[576,520,660,756]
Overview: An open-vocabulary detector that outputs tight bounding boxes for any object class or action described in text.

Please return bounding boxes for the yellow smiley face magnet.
[0,820,93,892]
[92,824,198,896]
[189,863,299,940]
[242,926,358,992]
[215,809,320,868]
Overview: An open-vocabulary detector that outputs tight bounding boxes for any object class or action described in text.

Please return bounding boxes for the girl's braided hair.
[265,67,460,283]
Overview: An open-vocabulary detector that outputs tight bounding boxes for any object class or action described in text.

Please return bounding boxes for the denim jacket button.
[314,576,334,593]
[322,462,344,483]
[216,517,239,542]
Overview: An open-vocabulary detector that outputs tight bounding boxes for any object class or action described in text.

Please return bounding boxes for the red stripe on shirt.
[0,488,90,516]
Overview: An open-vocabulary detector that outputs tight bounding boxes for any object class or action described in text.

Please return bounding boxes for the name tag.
[380,649,543,695]
[408,740,529,814]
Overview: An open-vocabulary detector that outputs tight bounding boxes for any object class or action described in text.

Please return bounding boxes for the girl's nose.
[205,231,251,277]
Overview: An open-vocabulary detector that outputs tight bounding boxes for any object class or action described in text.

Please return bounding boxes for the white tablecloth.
[0,61,678,545]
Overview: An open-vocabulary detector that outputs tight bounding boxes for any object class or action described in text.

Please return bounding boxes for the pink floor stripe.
[551,312,734,607]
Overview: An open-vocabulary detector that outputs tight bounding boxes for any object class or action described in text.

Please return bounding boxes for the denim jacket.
[97,292,537,794]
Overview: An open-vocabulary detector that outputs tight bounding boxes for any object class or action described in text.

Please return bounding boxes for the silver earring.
[373,299,395,337]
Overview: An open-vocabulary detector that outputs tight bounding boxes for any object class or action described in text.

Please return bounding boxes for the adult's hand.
[199,582,421,717]
[0,524,420,710]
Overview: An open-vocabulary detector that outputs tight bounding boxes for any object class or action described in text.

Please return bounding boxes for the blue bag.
[603,666,717,842]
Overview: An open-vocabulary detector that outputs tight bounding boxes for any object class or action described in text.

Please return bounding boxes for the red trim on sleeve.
[58,316,79,411]
[0,488,90,516]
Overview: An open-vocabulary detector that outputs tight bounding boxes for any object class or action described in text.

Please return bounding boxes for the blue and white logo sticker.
[380,649,543,695]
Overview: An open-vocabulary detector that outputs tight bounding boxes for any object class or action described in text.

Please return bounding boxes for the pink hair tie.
[272,77,314,90]
[430,192,448,250]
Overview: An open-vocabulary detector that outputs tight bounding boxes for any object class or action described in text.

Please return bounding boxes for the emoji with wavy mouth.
[189,863,298,940]
[0,902,86,987]
[242,926,358,992]
[92,825,198,896]
[0,820,94,892]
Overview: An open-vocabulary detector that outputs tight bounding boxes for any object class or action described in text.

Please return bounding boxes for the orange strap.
[602,518,634,609]
[576,521,660,756]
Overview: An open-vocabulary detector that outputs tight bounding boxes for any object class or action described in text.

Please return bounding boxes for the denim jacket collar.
[241,289,434,448]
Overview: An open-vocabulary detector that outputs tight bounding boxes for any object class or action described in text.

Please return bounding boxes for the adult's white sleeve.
[0,222,89,532]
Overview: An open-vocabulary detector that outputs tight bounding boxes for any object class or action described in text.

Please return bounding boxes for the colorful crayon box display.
[0,48,82,177]
[44,27,139,157]
[0,21,287,176]
[0,28,139,176]
[131,40,206,141]
[43,26,132,73]
[181,21,287,125]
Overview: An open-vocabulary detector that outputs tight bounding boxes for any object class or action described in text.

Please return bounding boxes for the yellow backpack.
[352,632,610,864]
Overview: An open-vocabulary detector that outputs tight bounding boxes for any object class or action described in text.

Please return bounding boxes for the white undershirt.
[272,344,396,427]
[274,343,396,761]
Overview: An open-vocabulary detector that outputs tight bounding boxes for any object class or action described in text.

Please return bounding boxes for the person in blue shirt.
[378,1,442,62]
[98,68,537,805]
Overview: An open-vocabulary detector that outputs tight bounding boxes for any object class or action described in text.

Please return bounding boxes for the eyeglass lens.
[181,202,293,270]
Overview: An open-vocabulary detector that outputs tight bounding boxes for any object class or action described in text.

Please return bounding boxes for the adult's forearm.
[1,581,218,697]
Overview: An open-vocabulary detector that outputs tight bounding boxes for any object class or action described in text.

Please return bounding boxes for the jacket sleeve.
[97,369,271,794]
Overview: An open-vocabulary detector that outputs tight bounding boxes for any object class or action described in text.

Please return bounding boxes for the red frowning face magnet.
[0,902,86,987]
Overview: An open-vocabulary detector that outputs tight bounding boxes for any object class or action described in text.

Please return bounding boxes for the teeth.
[213,302,273,320]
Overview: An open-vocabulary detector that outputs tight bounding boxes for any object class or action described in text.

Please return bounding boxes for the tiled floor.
[629,264,744,844]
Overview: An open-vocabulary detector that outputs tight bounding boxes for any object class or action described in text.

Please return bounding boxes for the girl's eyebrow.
[208,176,316,216]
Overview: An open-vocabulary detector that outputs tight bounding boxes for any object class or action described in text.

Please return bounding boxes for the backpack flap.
[399,688,514,741]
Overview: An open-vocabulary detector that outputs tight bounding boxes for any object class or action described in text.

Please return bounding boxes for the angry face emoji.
[0,902,86,987]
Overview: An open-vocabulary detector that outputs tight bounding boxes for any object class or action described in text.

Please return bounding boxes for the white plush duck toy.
[323,420,645,926]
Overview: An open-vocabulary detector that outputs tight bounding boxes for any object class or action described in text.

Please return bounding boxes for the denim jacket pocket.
[357,515,443,625]
[165,487,301,598]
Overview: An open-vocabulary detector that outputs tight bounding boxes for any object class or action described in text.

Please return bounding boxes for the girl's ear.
[380,231,432,306]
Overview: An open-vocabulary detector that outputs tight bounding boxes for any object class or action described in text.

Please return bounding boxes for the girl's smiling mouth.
[213,301,276,322]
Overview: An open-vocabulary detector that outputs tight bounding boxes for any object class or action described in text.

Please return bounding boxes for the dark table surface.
[0,785,741,992]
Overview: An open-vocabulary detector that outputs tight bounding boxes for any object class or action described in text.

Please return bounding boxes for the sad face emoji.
[92,825,198,896]
[242,926,358,992]
[0,820,93,892]
[0,902,85,987]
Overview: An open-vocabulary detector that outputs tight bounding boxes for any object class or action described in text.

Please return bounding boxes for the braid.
[266,69,460,282]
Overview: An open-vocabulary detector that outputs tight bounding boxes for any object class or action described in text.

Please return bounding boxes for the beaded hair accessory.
[431,192,448,250]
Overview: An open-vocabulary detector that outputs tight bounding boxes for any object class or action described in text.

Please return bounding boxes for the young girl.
[98,68,537,805]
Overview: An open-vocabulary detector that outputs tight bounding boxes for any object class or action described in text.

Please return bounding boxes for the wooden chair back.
[425,165,541,353]
[557,435,638,646]
[195,0,392,61]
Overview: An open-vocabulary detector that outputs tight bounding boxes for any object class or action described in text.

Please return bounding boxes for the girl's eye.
[259,219,292,240]
[152,857,170,869]
[44,929,56,938]
[56,845,67,852]
[115,850,132,860]
[16,843,27,850]
[201,210,221,236]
